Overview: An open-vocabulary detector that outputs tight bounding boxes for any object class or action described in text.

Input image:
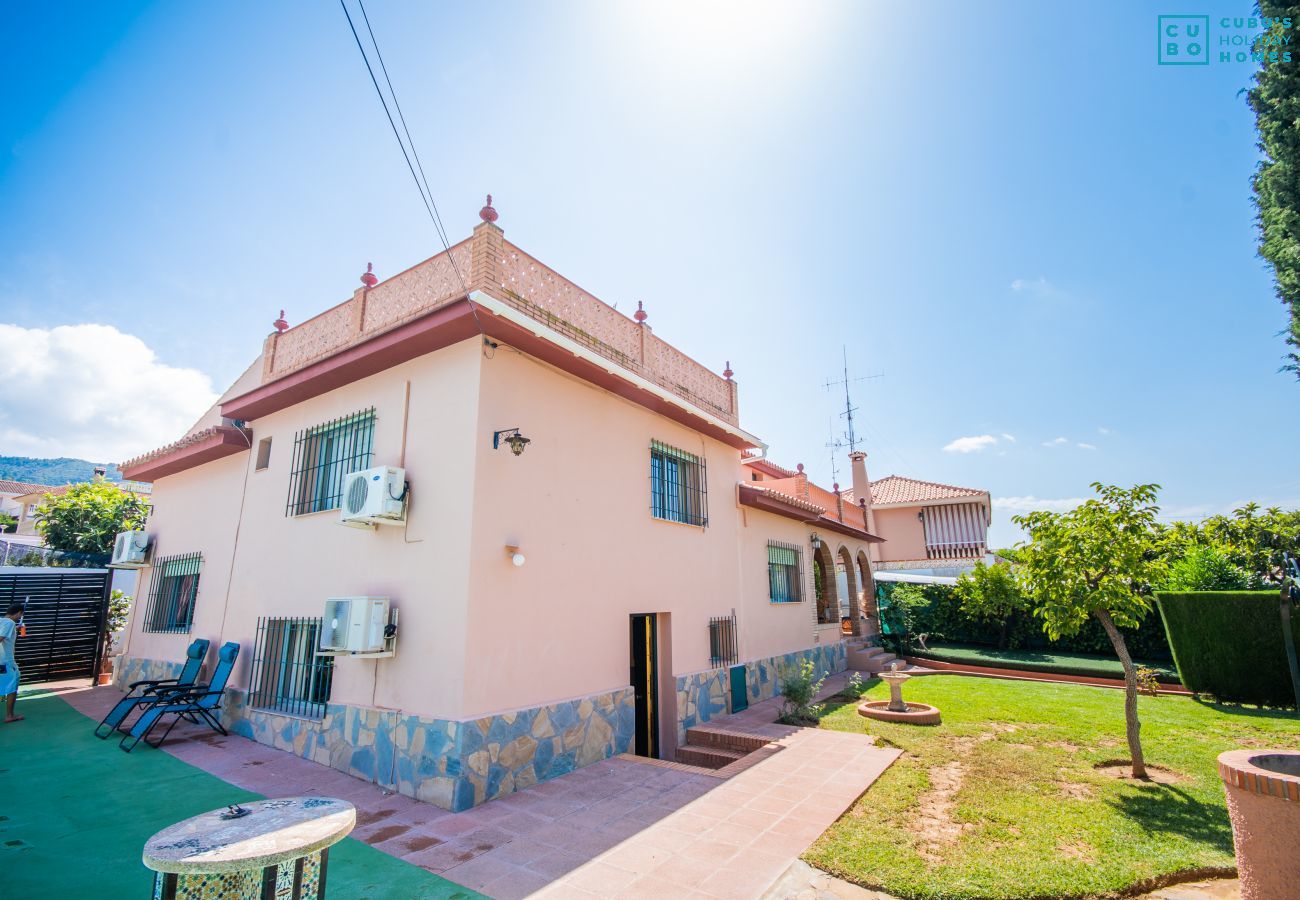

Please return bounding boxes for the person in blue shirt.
[0,602,24,723]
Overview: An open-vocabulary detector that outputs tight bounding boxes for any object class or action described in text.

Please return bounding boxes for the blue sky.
[2,1,1296,546]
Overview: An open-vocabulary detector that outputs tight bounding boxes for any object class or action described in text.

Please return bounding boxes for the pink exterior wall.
[124,339,484,719]
[871,506,928,562]
[461,349,871,718]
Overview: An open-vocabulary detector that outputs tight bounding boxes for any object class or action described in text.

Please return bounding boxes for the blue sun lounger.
[94,638,210,738]
[120,642,239,753]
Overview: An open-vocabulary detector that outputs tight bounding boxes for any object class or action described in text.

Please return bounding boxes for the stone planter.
[1218,749,1300,900]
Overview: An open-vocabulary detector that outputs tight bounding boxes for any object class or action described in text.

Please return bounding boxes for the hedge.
[1156,590,1299,707]
[912,643,1180,682]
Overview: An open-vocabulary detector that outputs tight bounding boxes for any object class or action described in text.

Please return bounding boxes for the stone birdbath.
[1218,749,1300,900]
[858,662,941,725]
[143,796,355,899]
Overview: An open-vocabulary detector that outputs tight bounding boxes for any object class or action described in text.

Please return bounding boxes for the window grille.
[142,552,202,633]
[767,541,804,603]
[286,408,375,516]
[649,440,708,527]
[708,613,738,667]
[248,616,334,719]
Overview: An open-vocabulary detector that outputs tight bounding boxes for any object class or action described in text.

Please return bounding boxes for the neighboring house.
[117,199,884,812]
[0,479,51,528]
[844,464,993,578]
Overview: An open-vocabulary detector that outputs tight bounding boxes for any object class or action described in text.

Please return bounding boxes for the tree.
[1248,4,1300,376]
[35,482,150,556]
[1013,483,1164,779]
[953,561,1026,649]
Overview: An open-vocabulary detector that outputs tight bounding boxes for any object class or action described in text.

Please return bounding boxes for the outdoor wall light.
[810,533,822,551]
[505,544,526,567]
[493,428,531,456]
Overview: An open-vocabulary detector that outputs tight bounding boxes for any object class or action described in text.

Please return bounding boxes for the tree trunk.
[998,616,1009,650]
[1095,609,1147,779]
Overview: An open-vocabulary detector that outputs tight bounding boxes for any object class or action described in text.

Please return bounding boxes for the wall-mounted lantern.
[810,533,822,551]
[492,428,531,456]
[505,544,526,567]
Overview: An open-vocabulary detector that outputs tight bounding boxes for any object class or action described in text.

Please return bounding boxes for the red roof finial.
[273,310,288,334]
[833,482,840,493]
[360,262,378,288]
[723,360,733,380]
[480,194,498,223]
[797,463,805,474]
[634,301,647,323]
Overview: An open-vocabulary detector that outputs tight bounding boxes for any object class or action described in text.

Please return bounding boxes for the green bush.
[777,658,826,725]
[1156,590,1299,706]
[1164,546,1251,591]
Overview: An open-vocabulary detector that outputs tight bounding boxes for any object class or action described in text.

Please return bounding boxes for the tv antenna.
[824,346,883,455]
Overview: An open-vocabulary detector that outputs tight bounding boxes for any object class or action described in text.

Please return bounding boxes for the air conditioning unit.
[110,531,150,568]
[319,597,394,655]
[339,466,407,528]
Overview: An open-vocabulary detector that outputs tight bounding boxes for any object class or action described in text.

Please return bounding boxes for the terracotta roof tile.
[120,426,247,471]
[863,475,986,505]
[0,480,52,496]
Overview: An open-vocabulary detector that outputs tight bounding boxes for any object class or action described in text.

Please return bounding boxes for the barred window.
[286,408,375,516]
[768,542,804,603]
[248,616,334,719]
[650,440,708,527]
[143,553,202,633]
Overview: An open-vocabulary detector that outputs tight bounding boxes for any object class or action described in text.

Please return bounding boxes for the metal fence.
[285,408,375,516]
[0,568,111,683]
[247,616,334,719]
[708,612,738,668]
[0,539,109,568]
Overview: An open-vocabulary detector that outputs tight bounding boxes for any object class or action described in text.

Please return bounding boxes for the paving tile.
[559,860,642,894]
[650,852,725,888]
[481,865,556,900]
[599,841,676,875]
[526,847,589,880]
[441,854,522,892]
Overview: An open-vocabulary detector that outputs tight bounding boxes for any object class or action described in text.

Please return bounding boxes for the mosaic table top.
[142,797,355,874]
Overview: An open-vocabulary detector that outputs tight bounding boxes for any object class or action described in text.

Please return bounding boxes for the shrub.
[1164,546,1251,591]
[1134,666,1162,697]
[1156,590,1299,706]
[777,659,825,725]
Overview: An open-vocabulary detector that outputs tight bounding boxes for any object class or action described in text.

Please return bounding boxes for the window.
[649,440,708,526]
[286,408,375,516]
[248,616,334,719]
[708,613,738,667]
[143,552,202,633]
[768,542,804,603]
[255,437,273,471]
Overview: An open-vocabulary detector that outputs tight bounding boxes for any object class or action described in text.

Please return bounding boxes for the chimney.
[850,452,880,559]
[92,466,107,480]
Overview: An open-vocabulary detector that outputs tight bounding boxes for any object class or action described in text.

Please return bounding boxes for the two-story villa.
[116,199,887,812]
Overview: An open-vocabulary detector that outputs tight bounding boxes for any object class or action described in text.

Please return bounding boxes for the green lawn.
[807,675,1300,900]
[912,643,1180,682]
[1,693,479,900]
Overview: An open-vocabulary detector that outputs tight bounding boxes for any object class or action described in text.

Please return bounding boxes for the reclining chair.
[120,642,240,753]
[94,638,210,738]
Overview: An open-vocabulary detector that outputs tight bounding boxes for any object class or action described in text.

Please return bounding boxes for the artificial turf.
[0,693,480,900]
[806,674,1300,900]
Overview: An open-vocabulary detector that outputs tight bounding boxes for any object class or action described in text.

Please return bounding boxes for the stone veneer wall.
[114,655,634,812]
[675,641,847,742]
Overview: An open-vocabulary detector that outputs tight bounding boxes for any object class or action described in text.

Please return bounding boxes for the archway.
[857,550,880,636]
[837,546,860,636]
[812,541,838,626]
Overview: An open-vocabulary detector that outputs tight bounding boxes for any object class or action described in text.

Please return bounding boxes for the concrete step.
[847,647,901,673]
[683,727,769,754]
[676,744,747,769]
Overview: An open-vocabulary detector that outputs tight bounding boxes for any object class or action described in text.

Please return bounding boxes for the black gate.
[0,568,111,684]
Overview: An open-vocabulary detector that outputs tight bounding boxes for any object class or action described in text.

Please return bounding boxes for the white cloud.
[1077,442,1097,450]
[1041,436,1069,447]
[1000,433,1016,442]
[1098,426,1112,435]
[1010,276,1058,298]
[943,434,998,454]
[994,495,1087,513]
[0,324,219,463]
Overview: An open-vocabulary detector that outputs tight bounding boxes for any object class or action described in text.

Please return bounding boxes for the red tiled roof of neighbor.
[0,480,52,496]
[846,475,987,505]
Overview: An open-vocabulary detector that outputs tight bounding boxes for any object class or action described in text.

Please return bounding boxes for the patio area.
[24,671,897,899]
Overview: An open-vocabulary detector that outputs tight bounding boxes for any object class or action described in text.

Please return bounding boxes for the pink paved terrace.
[61,675,897,899]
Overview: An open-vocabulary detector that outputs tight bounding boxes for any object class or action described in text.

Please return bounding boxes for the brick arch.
[812,540,839,625]
[837,545,861,636]
[857,550,880,635]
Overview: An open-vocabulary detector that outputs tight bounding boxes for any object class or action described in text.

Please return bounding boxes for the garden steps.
[675,743,748,769]
[847,645,903,673]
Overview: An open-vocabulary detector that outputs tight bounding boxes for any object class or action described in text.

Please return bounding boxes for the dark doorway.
[629,613,659,758]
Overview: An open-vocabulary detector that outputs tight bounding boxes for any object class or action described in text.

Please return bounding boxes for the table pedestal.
[152,847,327,900]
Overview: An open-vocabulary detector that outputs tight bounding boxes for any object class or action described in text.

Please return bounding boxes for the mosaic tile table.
[142,797,355,899]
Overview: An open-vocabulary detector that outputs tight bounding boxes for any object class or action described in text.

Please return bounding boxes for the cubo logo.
[1158,15,1210,64]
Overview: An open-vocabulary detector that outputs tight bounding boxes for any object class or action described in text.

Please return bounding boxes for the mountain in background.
[0,456,123,487]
